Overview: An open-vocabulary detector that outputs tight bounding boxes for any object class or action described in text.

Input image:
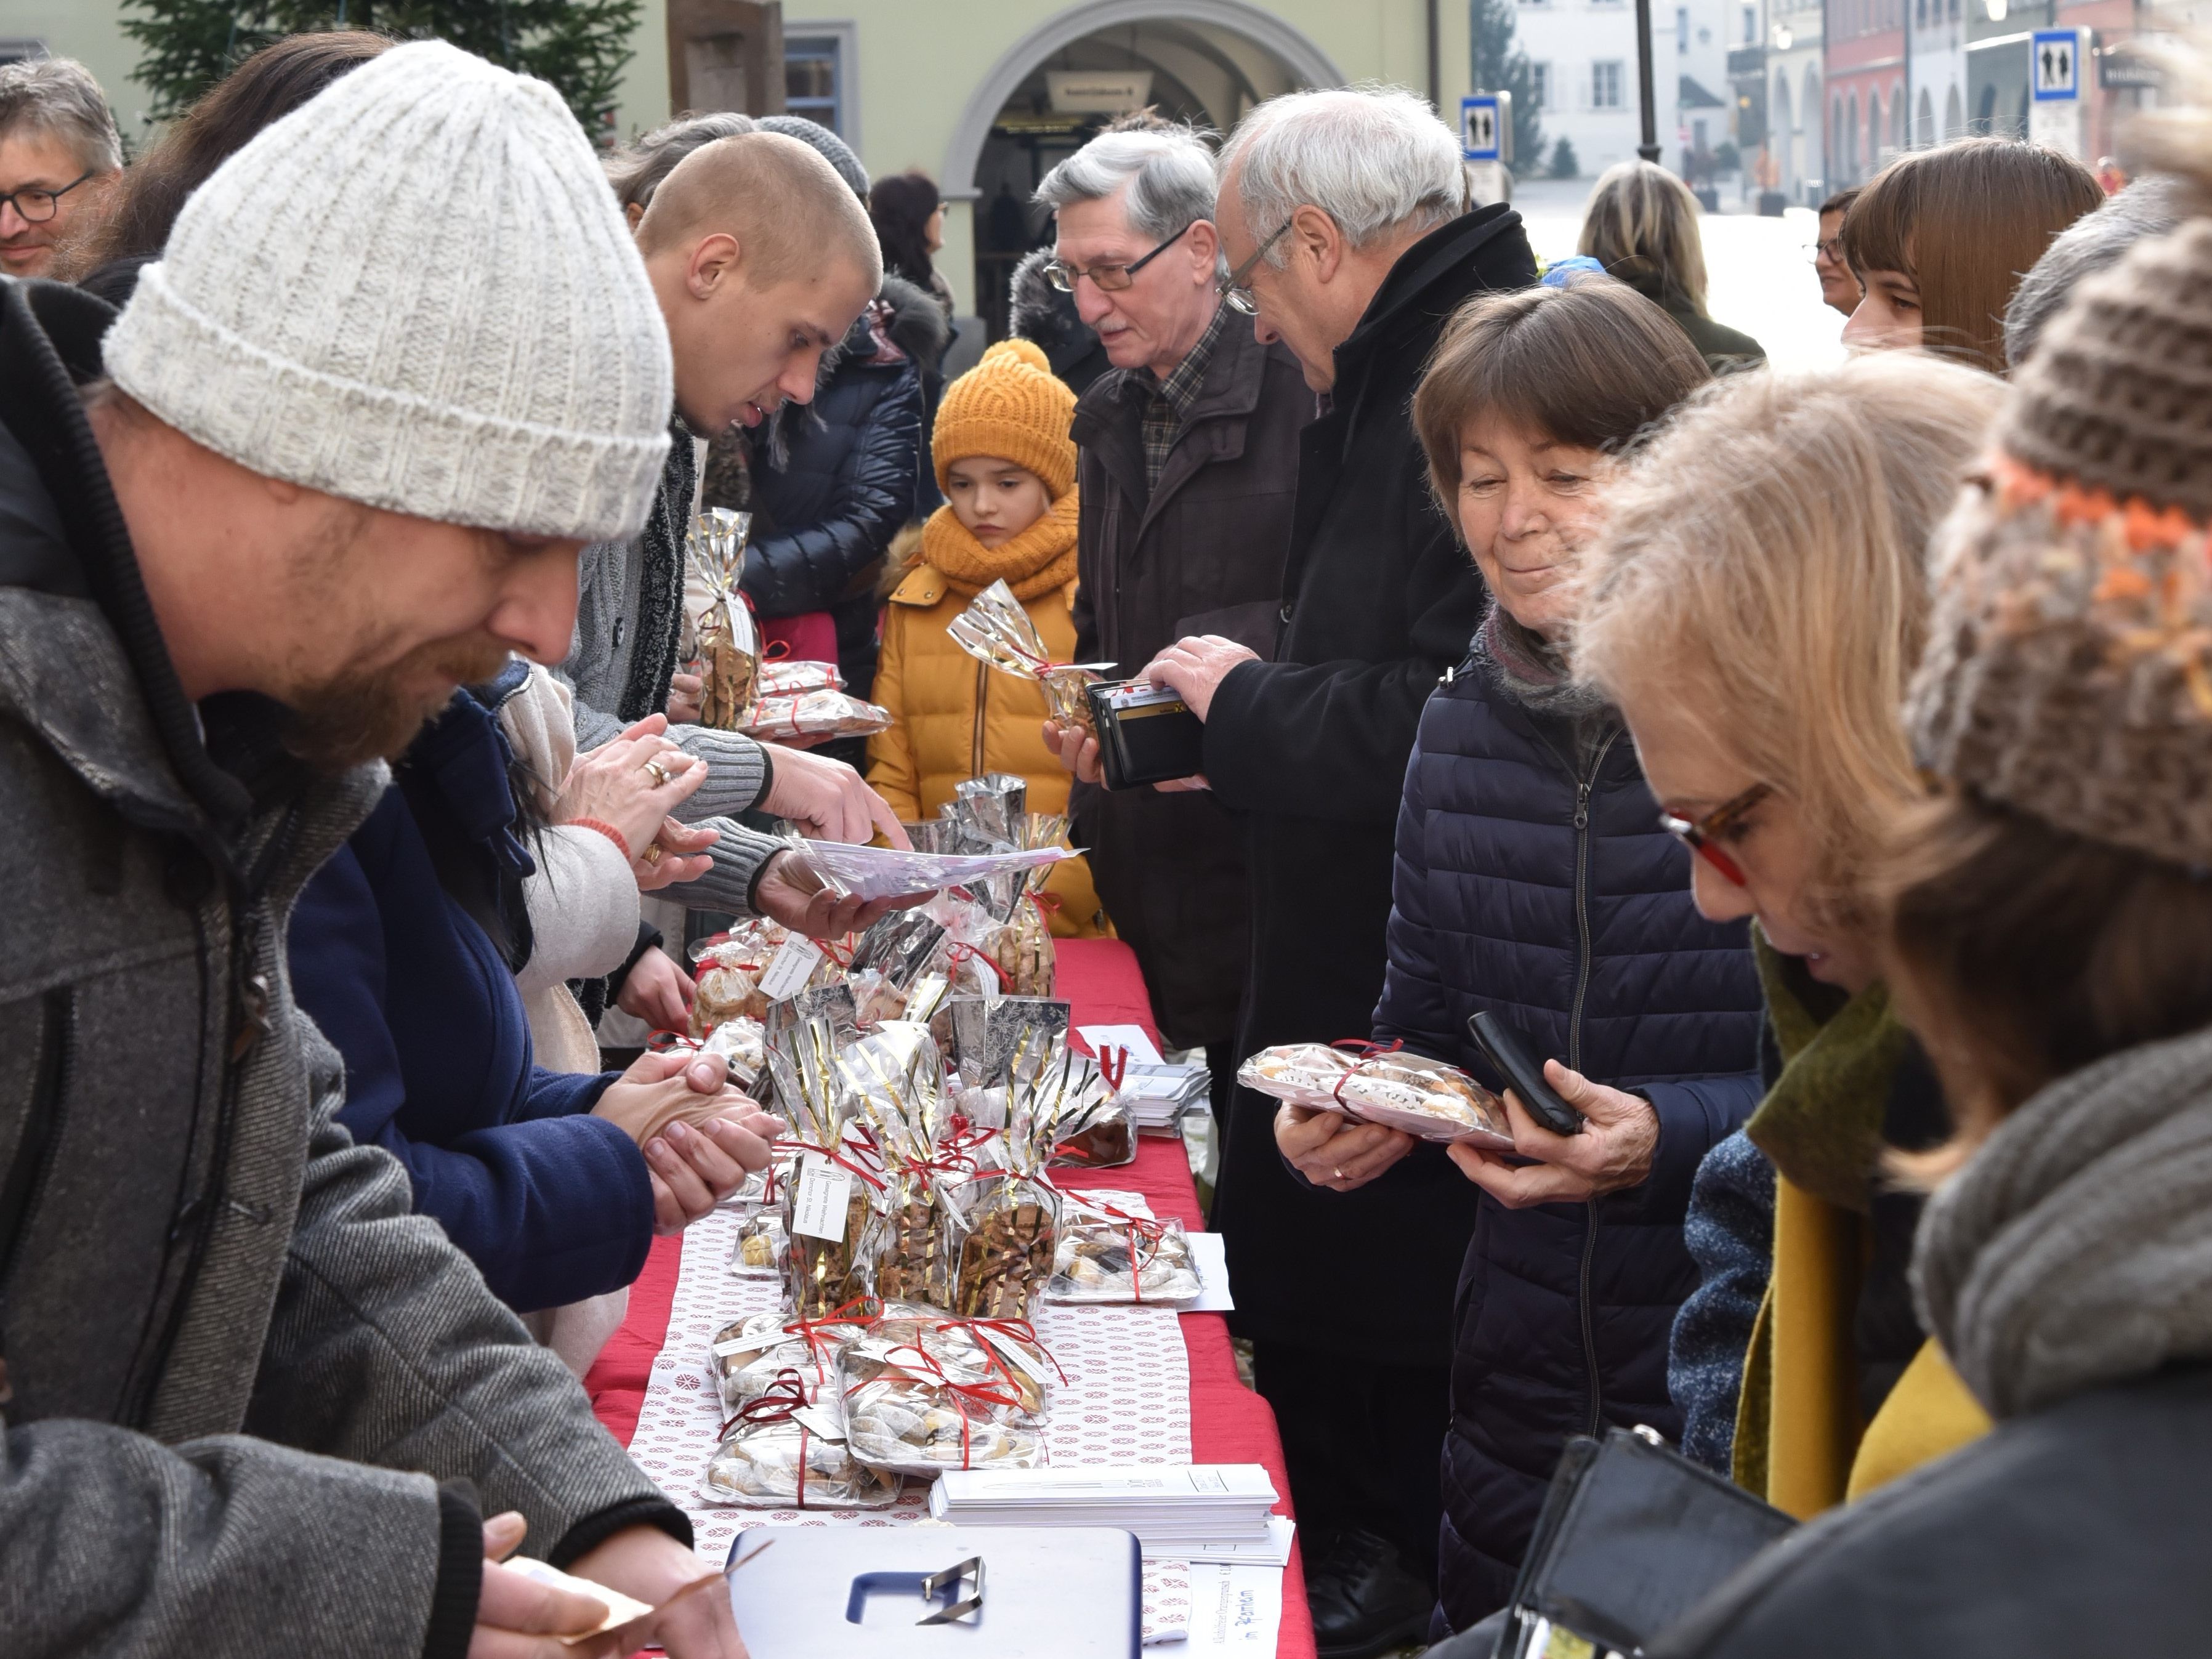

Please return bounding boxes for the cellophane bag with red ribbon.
[951,1033,1096,1318]
[1046,1193,1201,1306]
[838,1023,967,1310]
[1237,1042,1515,1148]
[773,1014,883,1317]
[756,658,844,696]
[946,579,1108,735]
[701,1368,902,1509]
[709,1304,878,1409]
[1047,1046,1134,1169]
[688,919,792,1036]
[687,509,760,732]
[740,687,894,741]
[838,1311,1054,1475]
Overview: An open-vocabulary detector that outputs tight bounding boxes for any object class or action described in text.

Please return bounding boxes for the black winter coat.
[1067,316,1306,1047]
[1204,206,1536,1350]
[1652,1363,2212,1658]
[740,277,943,694]
[1367,658,1764,1631]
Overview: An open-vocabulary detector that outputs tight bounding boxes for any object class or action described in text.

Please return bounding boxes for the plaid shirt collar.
[1133,304,1227,489]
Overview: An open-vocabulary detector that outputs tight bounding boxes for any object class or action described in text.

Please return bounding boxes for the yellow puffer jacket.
[866,559,1107,939]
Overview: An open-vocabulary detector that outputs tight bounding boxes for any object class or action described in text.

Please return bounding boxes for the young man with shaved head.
[560,130,908,940]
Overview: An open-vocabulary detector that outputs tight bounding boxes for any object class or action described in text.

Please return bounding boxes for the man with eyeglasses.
[1035,122,1307,1126]
[1128,86,1536,1659]
[0,57,123,280]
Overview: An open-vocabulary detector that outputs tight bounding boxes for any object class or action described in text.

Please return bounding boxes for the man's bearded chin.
[282,635,513,770]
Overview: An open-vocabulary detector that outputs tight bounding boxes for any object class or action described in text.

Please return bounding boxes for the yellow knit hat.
[932,337,1077,499]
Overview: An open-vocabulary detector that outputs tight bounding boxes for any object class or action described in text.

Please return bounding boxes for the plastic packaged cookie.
[1238,1041,1514,1148]
[701,1370,902,1510]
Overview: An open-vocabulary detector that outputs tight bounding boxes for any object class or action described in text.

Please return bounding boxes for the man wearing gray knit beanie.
[559,129,917,937]
[0,40,746,1659]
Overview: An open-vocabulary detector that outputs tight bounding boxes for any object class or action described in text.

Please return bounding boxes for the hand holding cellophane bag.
[1239,1040,1516,1148]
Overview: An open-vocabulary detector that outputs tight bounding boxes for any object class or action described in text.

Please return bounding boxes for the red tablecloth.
[585,937,1315,1659]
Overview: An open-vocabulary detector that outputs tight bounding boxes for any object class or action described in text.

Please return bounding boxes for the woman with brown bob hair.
[1840,134,2102,373]
[1275,276,1767,1642]
[1650,78,2212,1656]
[1574,350,2005,1527]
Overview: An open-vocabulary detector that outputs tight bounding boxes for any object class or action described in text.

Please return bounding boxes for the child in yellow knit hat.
[868,339,1106,937]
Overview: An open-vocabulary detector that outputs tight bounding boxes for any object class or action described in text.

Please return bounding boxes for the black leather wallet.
[1494,1427,1796,1659]
[1085,679,1208,791]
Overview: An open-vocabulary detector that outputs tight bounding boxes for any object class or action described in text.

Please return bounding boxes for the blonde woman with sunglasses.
[1574,351,2004,1523]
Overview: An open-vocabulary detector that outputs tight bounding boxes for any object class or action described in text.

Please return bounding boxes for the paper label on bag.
[758,937,825,1002]
[790,1402,847,1440]
[973,1322,1051,1386]
[791,1152,852,1242]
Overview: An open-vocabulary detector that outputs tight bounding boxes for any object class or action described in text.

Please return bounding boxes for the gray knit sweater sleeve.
[668,723,770,820]
[665,816,786,914]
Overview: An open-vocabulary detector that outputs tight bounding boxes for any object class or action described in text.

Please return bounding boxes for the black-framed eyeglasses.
[1808,236,1846,265]
[1043,219,1195,294]
[1219,220,1292,315]
[0,170,95,226]
[1657,781,1772,887]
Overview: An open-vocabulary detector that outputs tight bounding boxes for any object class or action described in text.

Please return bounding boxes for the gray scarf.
[1915,1022,2212,1421]
[1471,599,1612,719]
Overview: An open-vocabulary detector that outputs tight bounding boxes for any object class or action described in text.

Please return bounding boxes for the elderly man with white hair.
[1136,86,1536,1659]
[1036,121,1306,1118]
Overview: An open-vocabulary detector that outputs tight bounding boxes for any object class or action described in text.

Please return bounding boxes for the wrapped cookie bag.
[947,579,1111,736]
[702,1368,901,1511]
[771,1014,882,1318]
[687,508,760,730]
[838,1025,973,1310]
[951,1030,1089,1319]
[1046,1195,1201,1307]
[838,1312,1058,1477]
[1238,1040,1514,1148]
[709,1301,878,1409]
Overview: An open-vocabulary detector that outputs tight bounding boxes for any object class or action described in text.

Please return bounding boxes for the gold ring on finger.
[644,757,671,787]
[643,842,663,865]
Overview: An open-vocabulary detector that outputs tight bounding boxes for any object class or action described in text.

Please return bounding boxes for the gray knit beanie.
[1908,121,2212,867]
[757,114,868,200]
[104,39,671,542]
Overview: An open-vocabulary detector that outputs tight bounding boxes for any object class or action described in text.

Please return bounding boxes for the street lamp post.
[1634,0,1663,160]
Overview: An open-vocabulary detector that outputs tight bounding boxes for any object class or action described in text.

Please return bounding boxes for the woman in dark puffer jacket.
[1274,281,1764,1650]
[728,272,947,706]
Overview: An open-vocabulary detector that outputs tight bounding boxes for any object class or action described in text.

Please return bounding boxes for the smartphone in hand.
[1466,1011,1585,1136]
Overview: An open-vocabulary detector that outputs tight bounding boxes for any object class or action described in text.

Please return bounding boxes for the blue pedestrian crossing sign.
[1461,95,1503,161]
[2033,30,2080,100]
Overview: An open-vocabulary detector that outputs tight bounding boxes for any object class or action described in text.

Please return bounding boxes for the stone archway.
[940,0,1344,199]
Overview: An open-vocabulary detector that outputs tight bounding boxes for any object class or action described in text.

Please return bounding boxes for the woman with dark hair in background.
[1840,135,2102,373]
[73,28,389,301]
[870,168,953,315]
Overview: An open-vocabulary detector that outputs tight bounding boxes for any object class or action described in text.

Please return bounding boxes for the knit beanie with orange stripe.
[1907,81,2212,868]
[932,338,1077,499]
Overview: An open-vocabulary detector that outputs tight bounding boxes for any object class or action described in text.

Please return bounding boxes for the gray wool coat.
[0,276,684,1657]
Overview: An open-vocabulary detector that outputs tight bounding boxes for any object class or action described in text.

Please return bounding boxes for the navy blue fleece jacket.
[289,691,653,1314]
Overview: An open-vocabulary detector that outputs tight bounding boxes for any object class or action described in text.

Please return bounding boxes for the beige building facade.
[2,0,1475,318]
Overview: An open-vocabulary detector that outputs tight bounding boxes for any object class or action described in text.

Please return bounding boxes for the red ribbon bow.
[724,1368,815,1506]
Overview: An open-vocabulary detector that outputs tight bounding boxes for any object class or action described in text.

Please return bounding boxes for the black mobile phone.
[1466,1011,1584,1136]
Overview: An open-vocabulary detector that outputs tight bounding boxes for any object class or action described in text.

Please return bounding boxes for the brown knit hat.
[932,337,1077,498]
[1908,105,2212,868]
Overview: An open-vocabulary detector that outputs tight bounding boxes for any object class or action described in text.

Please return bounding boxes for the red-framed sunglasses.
[1657,782,1772,887]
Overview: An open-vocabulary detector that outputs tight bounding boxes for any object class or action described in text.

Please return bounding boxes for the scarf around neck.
[1472,599,1611,719]
[1915,1022,2212,1421]
[919,490,1081,600]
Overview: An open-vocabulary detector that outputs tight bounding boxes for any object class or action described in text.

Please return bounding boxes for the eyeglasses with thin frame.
[0,169,95,226]
[1808,236,1846,265]
[1219,220,1293,315]
[1043,219,1195,294]
[1657,781,1772,887]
